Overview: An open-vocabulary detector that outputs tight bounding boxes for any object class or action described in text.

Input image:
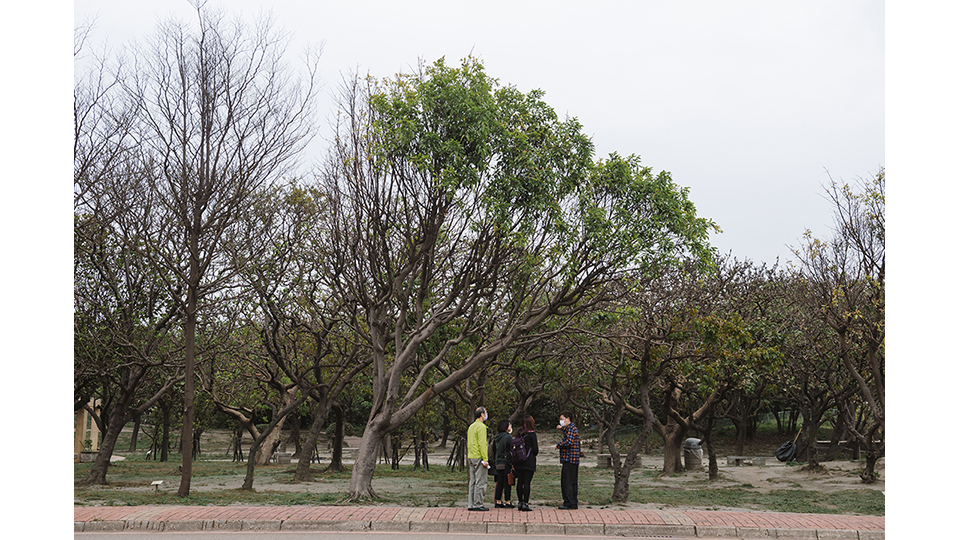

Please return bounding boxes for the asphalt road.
[74,532,709,540]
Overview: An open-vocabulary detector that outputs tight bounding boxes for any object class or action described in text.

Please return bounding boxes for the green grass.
[75,458,883,515]
[622,487,884,515]
[73,487,345,507]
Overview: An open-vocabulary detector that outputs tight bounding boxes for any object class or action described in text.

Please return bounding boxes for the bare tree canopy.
[75,1,321,496]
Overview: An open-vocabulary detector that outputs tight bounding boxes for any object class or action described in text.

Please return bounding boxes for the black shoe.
[503,502,515,508]
[519,502,532,512]
[469,506,489,511]
[495,503,506,508]
[558,505,572,510]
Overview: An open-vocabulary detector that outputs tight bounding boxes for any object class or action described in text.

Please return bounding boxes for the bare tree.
[224,183,371,484]
[74,196,185,484]
[119,2,320,496]
[792,169,884,482]
[74,19,136,207]
[584,262,712,479]
[75,23,184,484]
[779,277,858,469]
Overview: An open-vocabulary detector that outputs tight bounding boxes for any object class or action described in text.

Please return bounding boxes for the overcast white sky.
[72,0,885,267]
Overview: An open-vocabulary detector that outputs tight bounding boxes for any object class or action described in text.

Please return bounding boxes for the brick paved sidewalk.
[75,505,884,538]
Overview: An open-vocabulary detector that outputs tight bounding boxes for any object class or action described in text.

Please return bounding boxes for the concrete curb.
[76,519,884,538]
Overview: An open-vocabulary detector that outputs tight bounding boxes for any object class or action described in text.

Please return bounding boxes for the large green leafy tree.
[320,57,717,500]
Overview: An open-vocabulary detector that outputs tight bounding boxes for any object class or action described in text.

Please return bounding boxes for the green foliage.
[692,312,784,393]
[588,154,718,272]
[368,56,718,285]
[372,57,497,193]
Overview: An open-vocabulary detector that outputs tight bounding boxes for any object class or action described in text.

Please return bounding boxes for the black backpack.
[508,433,531,463]
[776,441,797,462]
[776,429,802,462]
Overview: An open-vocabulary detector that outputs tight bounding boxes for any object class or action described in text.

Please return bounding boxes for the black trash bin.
[683,438,703,471]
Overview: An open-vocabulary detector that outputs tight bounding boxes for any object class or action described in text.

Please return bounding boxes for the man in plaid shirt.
[555,410,580,509]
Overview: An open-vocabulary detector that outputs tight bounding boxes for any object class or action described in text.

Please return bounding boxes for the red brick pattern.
[75,505,884,532]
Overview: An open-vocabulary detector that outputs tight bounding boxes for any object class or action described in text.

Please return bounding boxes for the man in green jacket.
[466,406,490,511]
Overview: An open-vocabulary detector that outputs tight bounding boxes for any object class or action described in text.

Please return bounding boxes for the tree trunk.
[241,433,270,490]
[440,423,450,449]
[390,433,401,470]
[216,404,261,454]
[657,384,722,475]
[78,367,180,483]
[699,403,720,481]
[78,410,126,485]
[253,389,300,465]
[293,405,324,481]
[288,413,302,459]
[802,415,822,469]
[241,392,309,490]
[610,463,630,503]
[661,421,687,475]
[860,449,880,484]
[704,432,719,480]
[128,413,141,452]
[148,423,161,460]
[177,292,197,497]
[293,400,337,480]
[439,396,462,449]
[78,370,182,484]
[347,418,388,499]
[607,421,645,503]
[160,400,172,462]
[231,426,245,462]
[382,434,393,466]
[736,406,748,456]
[256,422,284,465]
[326,403,345,473]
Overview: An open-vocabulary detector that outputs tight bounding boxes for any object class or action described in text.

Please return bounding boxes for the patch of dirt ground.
[103,429,883,512]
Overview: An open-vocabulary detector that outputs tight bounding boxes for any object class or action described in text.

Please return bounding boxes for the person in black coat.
[493,419,514,508]
[512,414,539,511]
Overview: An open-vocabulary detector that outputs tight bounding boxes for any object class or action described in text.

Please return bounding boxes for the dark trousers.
[514,468,535,503]
[494,467,512,501]
[560,462,579,507]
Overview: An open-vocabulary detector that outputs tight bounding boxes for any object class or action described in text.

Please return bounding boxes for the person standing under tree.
[466,407,490,511]
[556,410,580,509]
[513,414,539,511]
[493,419,514,508]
